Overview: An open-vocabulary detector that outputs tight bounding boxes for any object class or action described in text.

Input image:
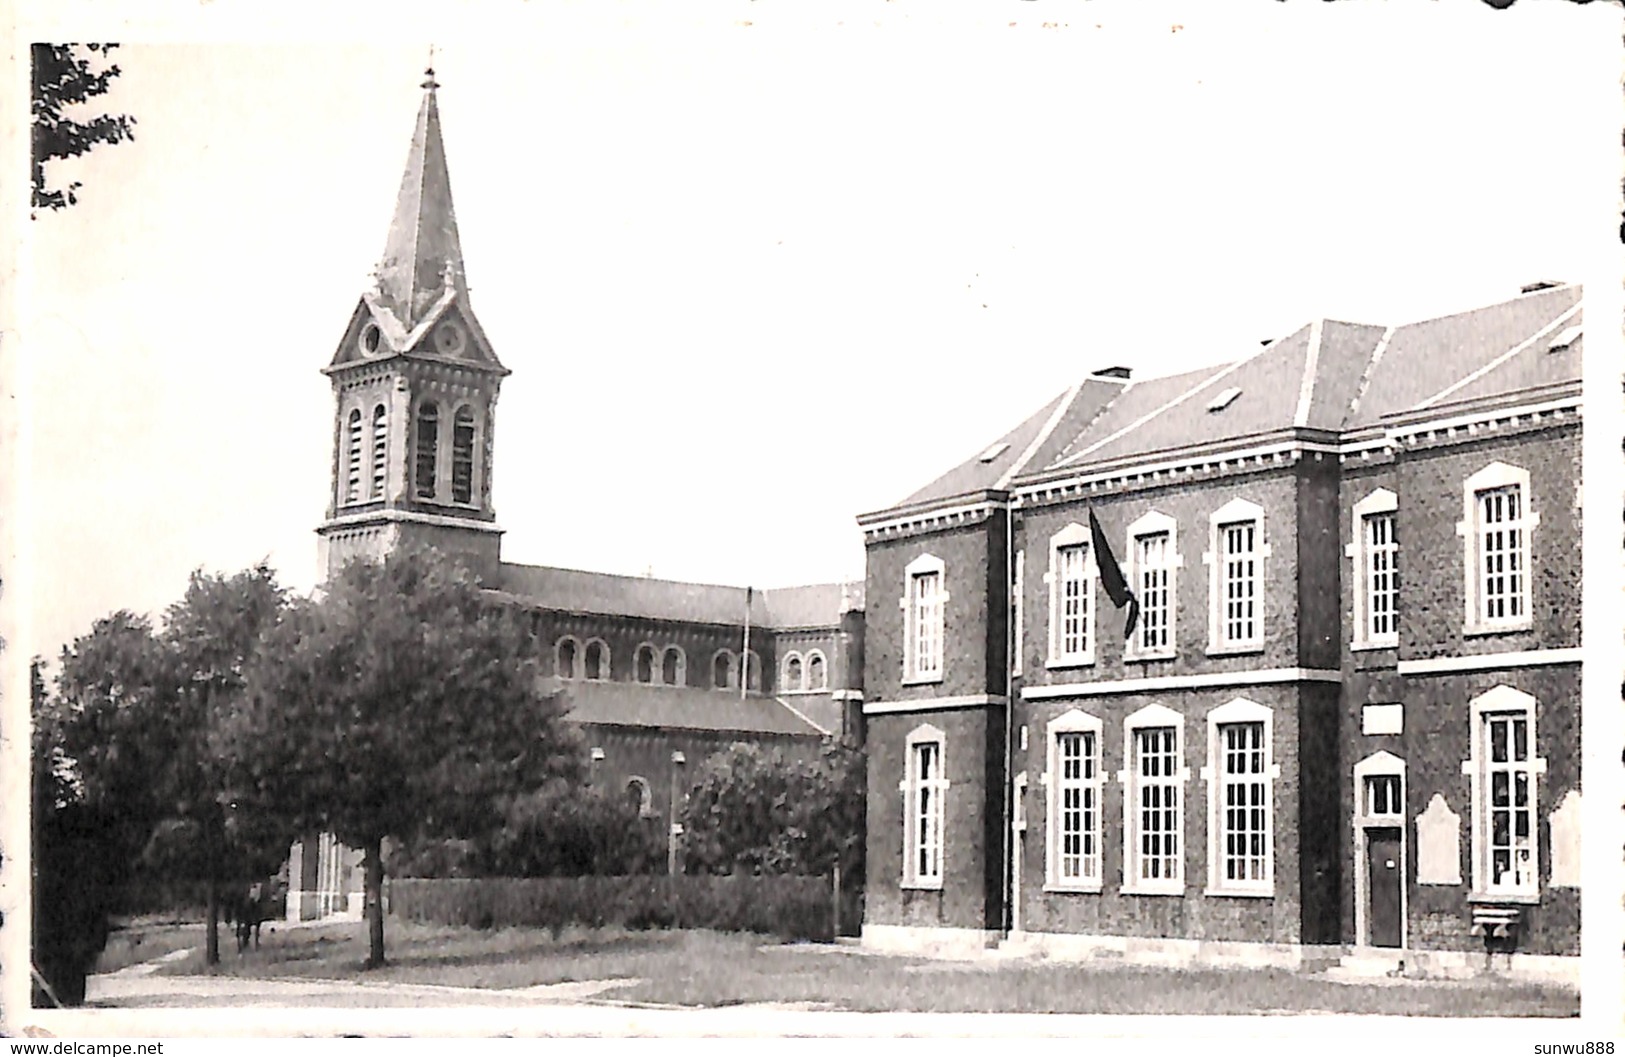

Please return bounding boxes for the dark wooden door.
[1366,828,1403,948]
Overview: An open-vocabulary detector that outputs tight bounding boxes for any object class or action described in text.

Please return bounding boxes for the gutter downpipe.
[1001,496,1016,938]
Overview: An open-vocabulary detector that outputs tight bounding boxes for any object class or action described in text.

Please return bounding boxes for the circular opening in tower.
[434,321,466,356]
[359,323,383,356]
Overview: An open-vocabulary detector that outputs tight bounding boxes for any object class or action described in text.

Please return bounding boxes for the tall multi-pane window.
[1136,532,1171,653]
[452,407,476,504]
[1218,721,1269,887]
[371,405,388,499]
[1220,520,1259,646]
[345,409,363,502]
[1364,512,1398,641]
[1484,710,1534,891]
[1477,485,1526,624]
[415,401,439,499]
[904,729,947,888]
[1054,730,1099,884]
[1462,464,1536,634]
[1468,686,1541,897]
[906,557,946,681]
[1134,726,1180,885]
[1057,544,1089,658]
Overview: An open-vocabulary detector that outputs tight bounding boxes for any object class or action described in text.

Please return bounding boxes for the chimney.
[1091,366,1132,380]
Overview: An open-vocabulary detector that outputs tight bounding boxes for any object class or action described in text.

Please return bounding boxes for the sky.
[10,2,1620,665]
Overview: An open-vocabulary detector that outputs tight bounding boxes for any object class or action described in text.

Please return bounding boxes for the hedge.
[386,875,838,941]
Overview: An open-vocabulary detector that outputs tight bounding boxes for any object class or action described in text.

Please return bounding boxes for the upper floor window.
[1460,463,1537,634]
[903,554,946,683]
[1125,511,1179,659]
[1044,709,1103,891]
[371,404,388,499]
[635,643,658,684]
[345,409,364,503]
[783,652,804,692]
[712,649,737,690]
[1204,697,1275,897]
[903,724,947,888]
[1207,499,1267,653]
[556,636,580,680]
[806,650,827,691]
[1349,488,1399,650]
[662,646,685,687]
[745,650,762,692]
[1011,549,1025,677]
[1046,524,1095,667]
[451,406,476,505]
[583,638,610,681]
[1467,686,1544,899]
[414,401,439,499]
[1124,703,1186,894]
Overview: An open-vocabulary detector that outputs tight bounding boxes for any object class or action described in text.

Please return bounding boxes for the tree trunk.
[204,874,220,967]
[363,836,386,970]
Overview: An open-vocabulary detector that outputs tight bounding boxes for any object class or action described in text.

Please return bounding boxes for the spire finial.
[422,44,439,91]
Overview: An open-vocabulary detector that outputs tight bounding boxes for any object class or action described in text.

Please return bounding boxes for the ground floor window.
[903,724,947,888]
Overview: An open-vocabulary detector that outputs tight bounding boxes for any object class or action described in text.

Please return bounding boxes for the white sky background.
[12,3,1620,664]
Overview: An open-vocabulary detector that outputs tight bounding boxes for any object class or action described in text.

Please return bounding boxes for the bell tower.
[317,68,508,582]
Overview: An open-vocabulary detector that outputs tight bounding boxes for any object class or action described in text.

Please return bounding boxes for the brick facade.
[859,289,1583,970]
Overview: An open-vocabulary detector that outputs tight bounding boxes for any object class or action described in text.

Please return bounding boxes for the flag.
[1088,508,1140,641]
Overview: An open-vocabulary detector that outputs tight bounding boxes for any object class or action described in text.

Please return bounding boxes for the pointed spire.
[374,65,467,329]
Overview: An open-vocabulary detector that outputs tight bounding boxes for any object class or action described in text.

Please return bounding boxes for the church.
[856,279,1583,982]
[284,71,864,919]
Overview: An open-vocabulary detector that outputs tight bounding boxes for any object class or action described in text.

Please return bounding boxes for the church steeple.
[373,67,468,331]
[318,65,507,585]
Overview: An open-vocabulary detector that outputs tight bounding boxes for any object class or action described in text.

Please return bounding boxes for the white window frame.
[1457,462,1538,636]
[555,635,581,680]
[634,641,659,685]
[711,648,737,690]
[1045,523,1097,669]
[744,649,763,692]
[1202,697,1277,897]
[805,649,828,691]
[901,723,948,889]
[902,554,947,684]
[661,645,686,687]
[1011,549,1025,677]
[1119,703,1188,895]
[583,637,611,682]
[1205,498,1269,655]
[1042,709,1104,892]
[1463,685,1545,901]
[344,406,364,504]
[782,651,805,692]
[1348,488,1399,650]
[1125,511,1180,661]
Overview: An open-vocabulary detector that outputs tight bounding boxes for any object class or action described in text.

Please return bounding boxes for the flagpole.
[741,585,752,700]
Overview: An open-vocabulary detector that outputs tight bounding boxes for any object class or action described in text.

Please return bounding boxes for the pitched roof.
[880,284,1583,507]
[560,679,824,736]
[494,563,861,628]
[1348,284,1581,429]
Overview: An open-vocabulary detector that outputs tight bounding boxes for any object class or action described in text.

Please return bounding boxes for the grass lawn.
[96,918,209,974]
[154,920,1579,1017]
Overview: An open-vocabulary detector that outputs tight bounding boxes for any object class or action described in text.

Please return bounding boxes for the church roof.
[374,70,473,334]
[493,563,862,628]
[560,679,826,737]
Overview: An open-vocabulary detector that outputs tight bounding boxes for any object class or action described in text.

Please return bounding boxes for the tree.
[680,741,866,881]
[227,545,581,968]
[161,563,290,966]
[31,44,136,214]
